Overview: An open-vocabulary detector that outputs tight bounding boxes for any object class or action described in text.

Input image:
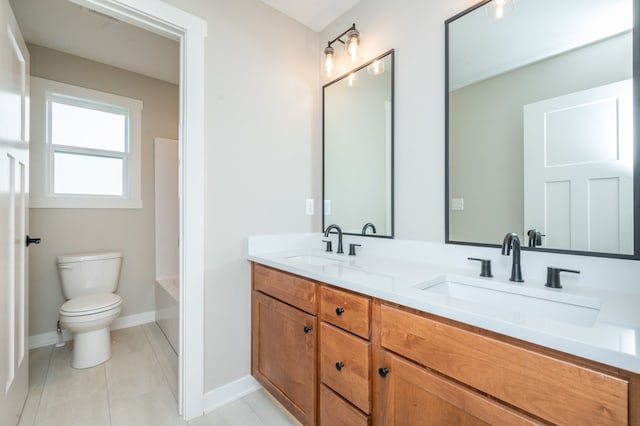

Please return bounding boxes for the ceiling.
[259,0,360,32]
[9,0,358,86]
[10,0,180,84]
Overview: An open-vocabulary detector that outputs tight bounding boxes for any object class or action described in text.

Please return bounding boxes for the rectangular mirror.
[323,49,394,237]
[446,0,639,258]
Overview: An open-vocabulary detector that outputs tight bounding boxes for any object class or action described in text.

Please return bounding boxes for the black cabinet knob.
[335,362,344,371]
[378,367,389,378]
[303,325,312,334]
[335,307,345,316]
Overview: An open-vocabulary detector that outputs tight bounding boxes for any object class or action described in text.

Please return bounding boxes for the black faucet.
[324,224,344,254]
[501,232,524,282]
[362,222,377,235]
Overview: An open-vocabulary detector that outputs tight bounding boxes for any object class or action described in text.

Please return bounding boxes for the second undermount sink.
[286,254,347,266]
[414,275,602,327]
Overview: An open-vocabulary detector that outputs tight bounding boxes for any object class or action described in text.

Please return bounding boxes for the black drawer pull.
[303,325,312,334]
[336,307,345,316]
[335,362,344,371]
[378,367,389,378]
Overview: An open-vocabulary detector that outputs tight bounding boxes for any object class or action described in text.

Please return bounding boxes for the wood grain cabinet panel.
[377,350,543,426]
[319,385,370,426]
[253,263,317,314]
[320,286,370,339]
[320,322,371,414]
[252,291,316,425]
[380,304,628,425]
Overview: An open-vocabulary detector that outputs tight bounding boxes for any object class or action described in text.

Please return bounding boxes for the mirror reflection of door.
[523,79,633,254]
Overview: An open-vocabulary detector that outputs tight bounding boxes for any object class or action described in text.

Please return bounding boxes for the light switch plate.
[305,198,314,215]
[452,198,464,210]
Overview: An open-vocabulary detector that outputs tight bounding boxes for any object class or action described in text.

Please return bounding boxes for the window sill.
[30,196,143,209]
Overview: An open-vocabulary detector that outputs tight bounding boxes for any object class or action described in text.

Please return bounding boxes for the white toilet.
[57,251,123,369]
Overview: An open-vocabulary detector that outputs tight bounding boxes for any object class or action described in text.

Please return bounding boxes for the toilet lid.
[60,293,122,316]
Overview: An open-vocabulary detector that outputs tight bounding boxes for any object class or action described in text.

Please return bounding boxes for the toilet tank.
[57,251,123,299]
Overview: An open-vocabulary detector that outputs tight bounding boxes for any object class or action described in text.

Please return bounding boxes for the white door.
[523,79,633,254]
[0,1,30,424]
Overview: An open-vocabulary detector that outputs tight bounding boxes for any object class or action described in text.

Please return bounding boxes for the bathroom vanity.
[249,235,640,425]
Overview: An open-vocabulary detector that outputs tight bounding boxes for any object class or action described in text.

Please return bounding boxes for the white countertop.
[247,233,640,374]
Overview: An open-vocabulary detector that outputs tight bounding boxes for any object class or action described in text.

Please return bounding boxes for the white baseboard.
[203,375,261,414]
[112,310,156,330]
[28,310,157,349]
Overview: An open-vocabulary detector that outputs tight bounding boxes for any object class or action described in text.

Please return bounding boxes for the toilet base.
[71,327,112,369]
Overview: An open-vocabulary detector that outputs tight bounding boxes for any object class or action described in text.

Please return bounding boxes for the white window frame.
[30,76,143,209]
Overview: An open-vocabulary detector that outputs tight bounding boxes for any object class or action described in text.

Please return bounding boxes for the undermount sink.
[414,275,602,327]
[286,254,347,266]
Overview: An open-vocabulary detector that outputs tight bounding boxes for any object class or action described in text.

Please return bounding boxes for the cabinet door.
[376,351,542,426]
[252,291,316,425]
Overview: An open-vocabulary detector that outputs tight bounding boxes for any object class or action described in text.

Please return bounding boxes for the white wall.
[161,0,320,391]
[154,138,179,280]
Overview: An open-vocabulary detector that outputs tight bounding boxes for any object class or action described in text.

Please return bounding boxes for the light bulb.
[345,29,360,63]
[324,45,335,78]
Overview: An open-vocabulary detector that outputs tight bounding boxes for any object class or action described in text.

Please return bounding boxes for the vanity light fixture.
[487,0,515,20]
[323,23,361,78]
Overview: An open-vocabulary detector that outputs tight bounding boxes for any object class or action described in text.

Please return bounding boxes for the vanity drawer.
[320,322,371,414]
[319,384,369,426]
[252,263,317,315]
[321,286,370,338]
[380,304,628,426]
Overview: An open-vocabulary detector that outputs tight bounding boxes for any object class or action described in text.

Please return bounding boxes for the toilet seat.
[60,293,122,317]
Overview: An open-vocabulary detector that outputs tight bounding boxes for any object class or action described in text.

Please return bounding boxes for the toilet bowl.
[59,293,123,368]
[57,252,123,369]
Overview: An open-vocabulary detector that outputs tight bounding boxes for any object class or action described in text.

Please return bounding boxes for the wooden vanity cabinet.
[251,264,318,425]
[251,263,638,425]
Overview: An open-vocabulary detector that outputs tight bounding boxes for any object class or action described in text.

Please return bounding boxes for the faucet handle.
[467,257,493,278]
[349,243,361,256]
[322,240,333,253]
[545,267,580,289]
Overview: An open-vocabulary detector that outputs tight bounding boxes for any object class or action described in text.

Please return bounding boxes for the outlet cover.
[451,198,464,210]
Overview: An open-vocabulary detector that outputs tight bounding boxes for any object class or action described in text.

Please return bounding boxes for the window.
[30,77,143,208]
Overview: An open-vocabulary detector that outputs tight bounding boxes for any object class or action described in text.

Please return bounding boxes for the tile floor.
[18,323,300,426]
